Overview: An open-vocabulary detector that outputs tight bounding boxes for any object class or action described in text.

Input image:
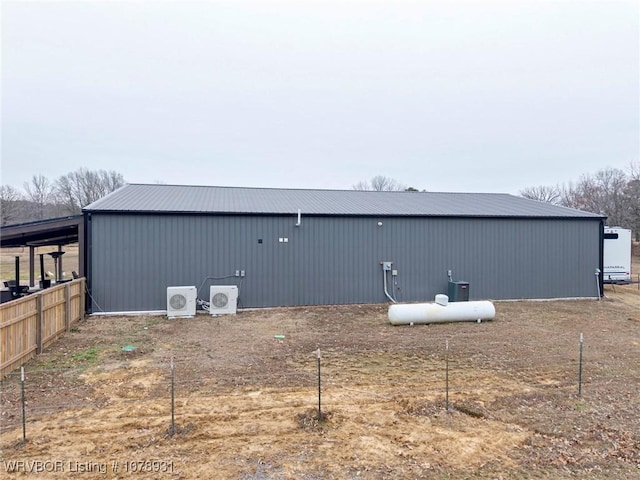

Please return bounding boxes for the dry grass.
[1,280,639,479]
[0,247,638,479]
[0,246,79,284]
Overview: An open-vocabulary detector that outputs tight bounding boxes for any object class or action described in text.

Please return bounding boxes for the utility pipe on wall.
[383,272,396,303]
[381,262,397,303]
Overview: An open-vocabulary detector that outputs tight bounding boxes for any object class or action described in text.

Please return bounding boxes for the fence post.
[170,356,175,436]
[36,294,43,355]
[64,284,71,332]
[316,348,322,421]
[445,340,450,411]
[80,279,86,318]
[21,366,27,442]
[578,333,584,396]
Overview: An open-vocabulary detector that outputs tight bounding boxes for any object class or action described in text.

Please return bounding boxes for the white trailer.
[603,226,632,283]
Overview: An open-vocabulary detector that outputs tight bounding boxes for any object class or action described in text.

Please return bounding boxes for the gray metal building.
[83,184,606,313]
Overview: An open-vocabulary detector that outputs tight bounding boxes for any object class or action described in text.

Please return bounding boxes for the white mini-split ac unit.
[209,285,238,315]
[167,286,197,318]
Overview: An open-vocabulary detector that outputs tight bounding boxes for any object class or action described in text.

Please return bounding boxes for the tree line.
[2,165,638,238]
[519,162,639,239]
[0,168,125,226]
[355,163,639,239]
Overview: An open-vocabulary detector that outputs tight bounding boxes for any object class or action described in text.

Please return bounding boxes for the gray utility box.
[448,281,469,302]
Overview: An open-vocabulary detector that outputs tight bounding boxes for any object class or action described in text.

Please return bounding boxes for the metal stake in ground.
[578,333,584,396]
[21,366,26,442]
[316,348,322,421]
[445,340,450,411]
[170,356,176,435]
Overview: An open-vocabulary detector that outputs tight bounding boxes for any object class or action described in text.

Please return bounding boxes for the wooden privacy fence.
[0,278,85,378]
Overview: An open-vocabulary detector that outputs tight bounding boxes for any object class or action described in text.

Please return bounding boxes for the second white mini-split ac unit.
[167,286,197,318]
[209,285,238,315]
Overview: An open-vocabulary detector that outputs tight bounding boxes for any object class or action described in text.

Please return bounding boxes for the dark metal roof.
[83,184,604,219]
[0,215,83,248]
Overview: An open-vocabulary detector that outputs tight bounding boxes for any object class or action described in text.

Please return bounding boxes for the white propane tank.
[388,295,495,325]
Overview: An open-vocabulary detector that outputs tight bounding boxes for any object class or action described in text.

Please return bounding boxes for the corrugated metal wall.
[87,213,602,312]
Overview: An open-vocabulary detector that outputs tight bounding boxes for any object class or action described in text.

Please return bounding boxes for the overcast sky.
[1,1,638,195]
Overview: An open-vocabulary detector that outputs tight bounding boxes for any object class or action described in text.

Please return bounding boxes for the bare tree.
[0,185,24,226]
[624,161,640,240]
[23,174,54,220]
[560,168,628,225]
[595,168,630,226]
[520,166,640,236]
[353,175,407,191]
[519,185,562,204]
[519,167,632,232]
[629,160,639,182]
[54,168,125,213]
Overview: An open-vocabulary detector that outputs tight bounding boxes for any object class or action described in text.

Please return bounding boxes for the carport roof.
[0,215,83,248]
[84,184,606,219]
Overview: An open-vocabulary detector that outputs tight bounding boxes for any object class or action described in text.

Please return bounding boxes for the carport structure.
[0,215,84,287]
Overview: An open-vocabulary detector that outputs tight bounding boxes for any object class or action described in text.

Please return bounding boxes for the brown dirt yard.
[1,284,640,479]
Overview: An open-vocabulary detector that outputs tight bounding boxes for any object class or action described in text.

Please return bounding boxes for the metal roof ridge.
[121,183,516,196]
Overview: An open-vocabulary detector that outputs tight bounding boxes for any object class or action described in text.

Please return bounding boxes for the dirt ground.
[1,282,640,479]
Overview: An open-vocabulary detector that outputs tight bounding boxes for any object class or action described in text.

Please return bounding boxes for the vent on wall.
[209,285,238,315]
[167,286,197,318]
